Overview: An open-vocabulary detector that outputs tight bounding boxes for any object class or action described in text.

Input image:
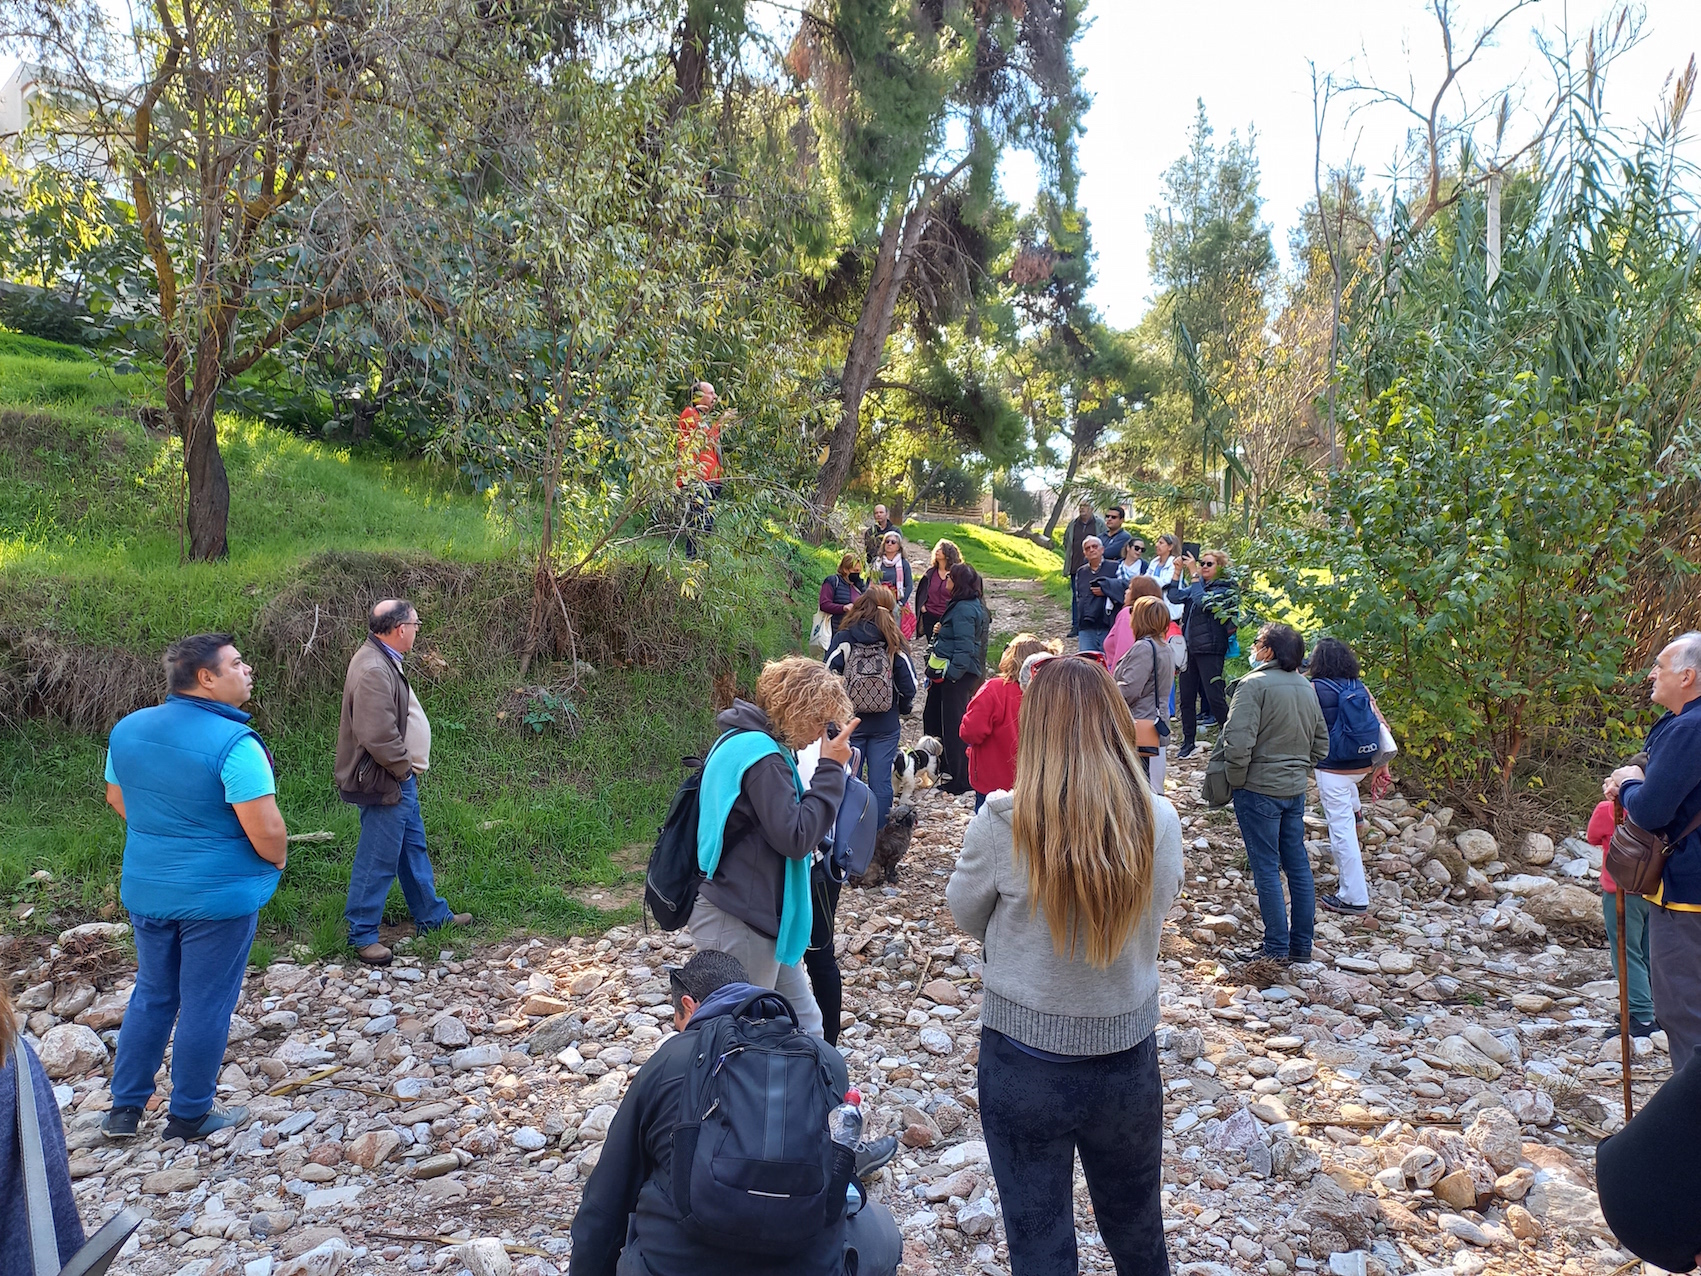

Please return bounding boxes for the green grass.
[0,340,825,956]
[905,520,1068,603]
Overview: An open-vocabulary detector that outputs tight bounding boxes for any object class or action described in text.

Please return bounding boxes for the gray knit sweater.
[947,791,1184,1056]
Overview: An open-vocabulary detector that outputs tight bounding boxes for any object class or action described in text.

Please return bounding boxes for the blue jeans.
[1232,789,1314,960]
[1078,626,1109,654]
[111,912,257,1119]
[852,727,901,828]
[346,776,452,947]
[1604,889,1655,1023]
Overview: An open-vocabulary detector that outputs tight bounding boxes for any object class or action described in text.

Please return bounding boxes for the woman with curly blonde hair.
[948,656,1183,1275]
[688,657,858,1038]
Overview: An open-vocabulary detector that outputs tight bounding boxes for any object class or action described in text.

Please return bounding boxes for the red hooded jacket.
[958,676,1022,795]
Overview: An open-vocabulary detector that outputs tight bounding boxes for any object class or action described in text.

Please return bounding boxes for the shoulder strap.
[15,1041,65,1276]
[1675,807,1701,845]
[1144,637,1160,703]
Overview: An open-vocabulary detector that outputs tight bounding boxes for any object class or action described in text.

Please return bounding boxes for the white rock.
[277,1238,353,1276]
[1461,1024,1513,1064]
[1523,833,1555,865]
[452,1045,503,1071]
[1455,830,1498,865]
[512,1127,548,1151]
[956,1196,998,1237]
[457,1238,513,1276]
[1494,875,1556,896]
[917,1028,953,1056]
[303,1185,365,1211]
[1377,951,1415,975]
[940,1140,990,1169]
[37,1024,108,1079]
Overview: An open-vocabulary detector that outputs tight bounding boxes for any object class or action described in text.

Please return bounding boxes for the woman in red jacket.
[958,634,1058,811]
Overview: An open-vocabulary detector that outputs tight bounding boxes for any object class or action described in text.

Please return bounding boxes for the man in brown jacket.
[336,599,468,965]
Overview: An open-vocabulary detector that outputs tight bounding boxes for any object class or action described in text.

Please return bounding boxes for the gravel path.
[7,574,1662,1276]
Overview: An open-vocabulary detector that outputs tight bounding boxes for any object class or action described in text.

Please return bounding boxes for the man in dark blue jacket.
[569,951,901,1276]
[1607,632,1701,1070]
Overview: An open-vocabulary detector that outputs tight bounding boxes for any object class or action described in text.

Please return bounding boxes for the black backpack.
[644,731,733,930]
[670,991,854,1255]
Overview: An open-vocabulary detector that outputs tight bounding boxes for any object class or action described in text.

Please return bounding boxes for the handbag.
[809,610,833,655]
[14,1038,144,1276]
[899,605,917,641]
[1606,802,1701,898]
[1128,638,1169,757]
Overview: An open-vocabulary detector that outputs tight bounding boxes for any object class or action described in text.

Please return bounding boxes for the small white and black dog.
[893,736,946,802]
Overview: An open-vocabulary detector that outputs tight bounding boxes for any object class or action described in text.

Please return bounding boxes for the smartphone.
[1183,541,1202,560]
[825,721,841,740]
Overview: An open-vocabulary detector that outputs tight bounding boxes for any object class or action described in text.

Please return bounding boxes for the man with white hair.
[1605,631,1701,1069]
[1072,535,1121,655]
[1061,499,1107,637]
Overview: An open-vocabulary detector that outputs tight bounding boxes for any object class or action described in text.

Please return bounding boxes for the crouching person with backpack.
[569,950,903,1276]
[1308,638,1387,918]
[687,657,858,1039]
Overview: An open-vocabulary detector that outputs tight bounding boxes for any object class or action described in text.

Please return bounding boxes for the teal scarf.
[696,730,813,966]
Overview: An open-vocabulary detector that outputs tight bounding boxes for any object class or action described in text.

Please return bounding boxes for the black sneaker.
[1197,714,1217,727]
[1178,744,1196,759]
[1630,1018,1660,1039]
[855,1134,898,1180]
[1319,893,1368,916]
[162,1102,250,1142]
[101,1106,143,1140]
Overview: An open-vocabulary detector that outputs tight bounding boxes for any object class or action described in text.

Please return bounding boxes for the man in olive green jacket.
[1220,624,1330,963]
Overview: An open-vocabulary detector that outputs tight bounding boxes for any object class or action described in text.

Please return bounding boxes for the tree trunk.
[1041,433,1086,542]
[812,198,933,533]
[182,391,231,561]
[671,3,710,117]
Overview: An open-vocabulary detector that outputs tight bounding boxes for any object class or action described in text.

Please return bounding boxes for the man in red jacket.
[676,381,725,558]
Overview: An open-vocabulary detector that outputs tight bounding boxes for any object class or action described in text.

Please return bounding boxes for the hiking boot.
[101,1106,142,1140]
[856,1134,898,1180]
[162,1103,249,1142]
[355,941,393,966]
[1319,893,1368,916]
[448,912,473,927]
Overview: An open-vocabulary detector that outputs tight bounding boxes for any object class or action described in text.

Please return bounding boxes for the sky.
[1066,0,1701,329]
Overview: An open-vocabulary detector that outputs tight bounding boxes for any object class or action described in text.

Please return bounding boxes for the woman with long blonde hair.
[948,656,1182,1276]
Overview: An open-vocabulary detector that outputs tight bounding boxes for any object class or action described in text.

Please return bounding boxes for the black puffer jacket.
[693,700,846,939]
[1169,576,1239,657]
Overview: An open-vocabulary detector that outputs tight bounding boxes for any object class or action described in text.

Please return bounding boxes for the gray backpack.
[843,642,895,714]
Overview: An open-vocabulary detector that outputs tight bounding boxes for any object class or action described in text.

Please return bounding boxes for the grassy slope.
[904,520,1067,601]
[0,336,825,955]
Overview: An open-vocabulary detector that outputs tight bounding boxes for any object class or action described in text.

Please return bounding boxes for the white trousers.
[1315,768,1370,907]
[1147,750,1167,796]
[687,895,825,1038]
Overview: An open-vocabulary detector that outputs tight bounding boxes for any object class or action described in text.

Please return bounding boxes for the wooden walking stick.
[1614,799,1634,1123]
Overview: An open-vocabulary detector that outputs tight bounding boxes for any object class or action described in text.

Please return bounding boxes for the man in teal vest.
[100,634,287,1142]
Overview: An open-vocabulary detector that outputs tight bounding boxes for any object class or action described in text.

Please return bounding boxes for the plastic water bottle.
[828,1087,863,1148]
[829,1088,864,1209]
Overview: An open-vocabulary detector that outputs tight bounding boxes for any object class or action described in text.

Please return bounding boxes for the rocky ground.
[5,573,1669,1276]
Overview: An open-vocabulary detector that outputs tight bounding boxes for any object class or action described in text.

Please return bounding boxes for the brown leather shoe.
[355,942,392,966]
[448,912,472,927]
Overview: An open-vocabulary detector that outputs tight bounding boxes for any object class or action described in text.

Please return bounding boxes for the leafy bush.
[1278,371,1662,799]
